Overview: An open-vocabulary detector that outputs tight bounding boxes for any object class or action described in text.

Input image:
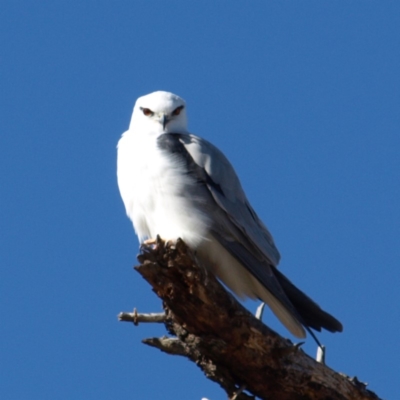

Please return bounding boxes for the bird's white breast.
[117,131,211,247]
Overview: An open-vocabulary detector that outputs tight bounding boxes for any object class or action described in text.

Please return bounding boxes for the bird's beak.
[161,113,169,130]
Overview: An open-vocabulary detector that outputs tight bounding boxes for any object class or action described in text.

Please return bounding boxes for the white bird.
[117,91,342,339]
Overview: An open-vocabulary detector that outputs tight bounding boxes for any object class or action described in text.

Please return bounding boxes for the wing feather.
[157,132,342,337]
[177,134,281,266]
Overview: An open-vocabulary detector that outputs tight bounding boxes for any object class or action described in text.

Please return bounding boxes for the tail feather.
[273,268,343,333]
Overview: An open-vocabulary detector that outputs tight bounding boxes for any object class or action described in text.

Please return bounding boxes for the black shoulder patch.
[157,133,223,195]
[157,133,186,156]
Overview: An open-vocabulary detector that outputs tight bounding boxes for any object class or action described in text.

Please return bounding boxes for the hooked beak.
[160,113,169,130]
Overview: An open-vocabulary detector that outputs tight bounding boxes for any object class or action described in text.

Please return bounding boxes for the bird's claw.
[140,236,177,251]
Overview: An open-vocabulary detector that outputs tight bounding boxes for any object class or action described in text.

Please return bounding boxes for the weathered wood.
[118,310,166,325]
[121,239,380,400]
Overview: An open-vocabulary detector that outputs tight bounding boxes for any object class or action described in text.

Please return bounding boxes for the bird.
[117,90,343,339]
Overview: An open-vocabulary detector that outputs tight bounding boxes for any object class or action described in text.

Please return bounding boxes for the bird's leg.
[316,345,326,364]
[305,327,326,364]
[255,301,326,362]
[141,235,177,250]
[256,302,306,357]
[255,302,266,320]
[140,237,159,252]
[142,238,158,246]
[256,302,326,361]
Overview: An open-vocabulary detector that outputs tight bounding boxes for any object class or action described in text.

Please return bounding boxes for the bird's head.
[130,91,188,134]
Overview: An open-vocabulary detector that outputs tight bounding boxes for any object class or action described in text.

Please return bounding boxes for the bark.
[119,238,380,400]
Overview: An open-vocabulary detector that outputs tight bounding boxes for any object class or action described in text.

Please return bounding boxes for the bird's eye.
[141,107,153,116]
[172,105,184,116]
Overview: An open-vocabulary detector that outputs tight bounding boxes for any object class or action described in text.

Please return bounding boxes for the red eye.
[172,106,184,116]
[141,108,153,116]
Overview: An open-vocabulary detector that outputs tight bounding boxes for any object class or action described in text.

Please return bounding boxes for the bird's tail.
[272,268,343,333]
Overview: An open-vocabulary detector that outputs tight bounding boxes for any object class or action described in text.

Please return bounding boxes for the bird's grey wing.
[157,133,306,328]
[158,133,343,336]
[157,132,312,336]
[176,133,281,266]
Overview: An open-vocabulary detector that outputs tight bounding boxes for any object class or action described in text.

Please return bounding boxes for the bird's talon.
[275,342,304,358]
[294,341,305,350]
[141,238,158,250]
[316,345,326,364]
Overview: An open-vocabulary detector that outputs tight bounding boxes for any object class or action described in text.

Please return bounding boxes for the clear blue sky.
[1,2,399,399]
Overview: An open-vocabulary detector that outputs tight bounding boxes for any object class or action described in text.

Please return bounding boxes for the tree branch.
[118,309,166,325]
[119,239,380,400]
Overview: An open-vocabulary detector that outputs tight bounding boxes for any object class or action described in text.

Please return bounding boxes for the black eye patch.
[172,105,184,116]
[140,107,153,116]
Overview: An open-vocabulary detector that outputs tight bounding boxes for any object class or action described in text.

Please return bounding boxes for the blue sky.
[1,2,399,399]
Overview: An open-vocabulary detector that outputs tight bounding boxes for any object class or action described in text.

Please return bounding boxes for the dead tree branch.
[118,309,166,325]
[119,239,380,400]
